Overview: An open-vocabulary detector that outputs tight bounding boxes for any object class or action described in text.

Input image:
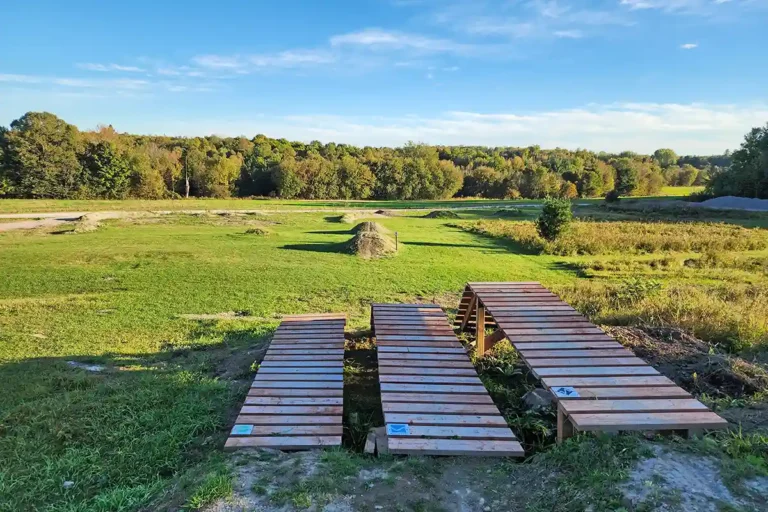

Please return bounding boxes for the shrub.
[535,197,573,241]
[605,189,621,203]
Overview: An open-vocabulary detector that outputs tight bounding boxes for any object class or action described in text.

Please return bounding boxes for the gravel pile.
[696,196,768,211]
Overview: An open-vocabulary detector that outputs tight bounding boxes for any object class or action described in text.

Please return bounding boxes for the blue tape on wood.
[231,424,254,436]
[553,387,580,398]
[386,423,410,436]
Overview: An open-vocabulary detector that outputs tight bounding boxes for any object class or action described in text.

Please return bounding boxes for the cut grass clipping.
[346,222,397,259]
[244,227,270,236]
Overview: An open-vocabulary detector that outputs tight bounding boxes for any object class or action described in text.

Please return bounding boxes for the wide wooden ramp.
[372,303,524,457]
[225,313,346,450]
[456,283,728,441]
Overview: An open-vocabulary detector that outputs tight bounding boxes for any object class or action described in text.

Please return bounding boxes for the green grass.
[1,203,767,510]
[660,186,706,196]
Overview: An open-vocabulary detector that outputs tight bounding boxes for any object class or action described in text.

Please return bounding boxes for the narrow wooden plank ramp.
[224,313,346,450]
[456,283,728,442]
[372,303,524,457]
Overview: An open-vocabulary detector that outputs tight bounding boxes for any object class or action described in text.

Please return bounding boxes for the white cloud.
[77,63,146,73]
[330,28,478,55]
[554,29,584,38]
[192,49,336,73]
[192,54,245,70]
[125,102,767,155]
[681,42,698,49]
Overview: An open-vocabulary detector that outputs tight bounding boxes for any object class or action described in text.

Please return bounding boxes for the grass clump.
[469,219,768,255]
[184,470,234,510]
[244,227,270,236]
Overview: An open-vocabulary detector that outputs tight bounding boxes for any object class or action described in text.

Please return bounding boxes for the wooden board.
[372,303,522,457]
[225,314,346,451]
[457,282,728,440]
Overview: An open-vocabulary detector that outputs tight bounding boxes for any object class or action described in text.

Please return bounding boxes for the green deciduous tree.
[707,123,768,198]
[653,148,679,168]
[3,112,84,198]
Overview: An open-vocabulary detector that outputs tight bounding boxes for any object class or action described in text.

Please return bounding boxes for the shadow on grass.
[446,223,542,256]
[281,242,350,254]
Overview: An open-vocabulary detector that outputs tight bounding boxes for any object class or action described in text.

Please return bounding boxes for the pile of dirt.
[352,221,390,235]
[346,224,397,259]
[71,214,102,233]
[423,210,460,219]
[696,196,768,212]
[493,208,526,218]
[244,227,270,236]
[340,213,362,223]
[606,326,768,398]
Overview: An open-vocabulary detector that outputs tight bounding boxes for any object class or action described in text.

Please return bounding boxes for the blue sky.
[1,0,766,154]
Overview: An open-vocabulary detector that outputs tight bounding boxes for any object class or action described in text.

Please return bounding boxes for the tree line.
[0,112,733,201]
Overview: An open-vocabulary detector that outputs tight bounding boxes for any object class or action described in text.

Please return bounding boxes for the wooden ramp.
[372,303,524,457]
[455,283,728,442]
[225,313,346,451]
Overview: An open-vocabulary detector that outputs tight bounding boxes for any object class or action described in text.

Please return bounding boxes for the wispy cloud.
[681,42,699,49]
[330,28,479,55]
[192,49,336,73]
[139,102,767,155]
[0,73,214,95]
[76,63,146,73]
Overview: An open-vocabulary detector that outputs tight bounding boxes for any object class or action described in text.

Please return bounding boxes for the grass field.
[1,202,767,511]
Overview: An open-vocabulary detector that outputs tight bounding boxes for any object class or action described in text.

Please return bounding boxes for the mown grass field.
[1,201,767,511]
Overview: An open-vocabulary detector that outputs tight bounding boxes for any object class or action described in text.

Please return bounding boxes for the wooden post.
[460,294,477,332]
[557,408,575,444]
[476,304,486,355]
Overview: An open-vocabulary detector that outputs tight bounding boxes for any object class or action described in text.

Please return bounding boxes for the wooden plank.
[378,346,466,354]
[533,367,660,378]
[378,367,478,376]
[247,388,343,397]
[460,294,477,332]
[569,412,729,431]
[385,413,508,427]
[392,426,517,440]
[268,349,345,356]
[378,359,474,368]
[263,355,344,361]
[240,405,343,415]
[229,425,343,436]
[494,320,593,329]
[260,361,340,368]
[376,341,460,348]
[380,375,483,385]
[525,357,648,368]
[251,381,343,389]
[233,415,340,425]
[253,373,343,381]
[376,335,458,341]
[516,349,634,358]
[562,387,691,400]
[383,402,501,415]
[224,436,341,450]
[543,376,676,388]
[507,335,614,342]
[503,327,605,336]
[270,344,341,350]
[381,393,494,404]
[511,341,623,350]
[244,397,343,405]
[380,383,488,394]
[376,353,468,361]
[561,399,708,414]
[387,438,524,457]
[257,367,343,374]
[491,310,581,317]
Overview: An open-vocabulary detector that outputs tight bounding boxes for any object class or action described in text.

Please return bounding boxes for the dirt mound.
[340,213,364,224]
[697,196,768,212]
[352,221,390,235]
[423,210,460,219]
[493,208,526,218]
[71,214,102,233]
[346,231,397,259]
[244,227,270,236]
[606,326,768,398]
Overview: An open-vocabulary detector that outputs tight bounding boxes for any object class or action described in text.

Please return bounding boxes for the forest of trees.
[0,112,734,201]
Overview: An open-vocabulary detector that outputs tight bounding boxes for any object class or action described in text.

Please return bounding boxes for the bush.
[536,197,573,241]
[605,189,621,203]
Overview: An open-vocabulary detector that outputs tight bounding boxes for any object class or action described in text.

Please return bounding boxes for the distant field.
[0,191,701,215]
[659,185,705,196]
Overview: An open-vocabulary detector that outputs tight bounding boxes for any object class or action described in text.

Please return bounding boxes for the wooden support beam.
[460,294,477,332]
[476,304,486,354]
[483,329,507,353]
[557,408,574,444]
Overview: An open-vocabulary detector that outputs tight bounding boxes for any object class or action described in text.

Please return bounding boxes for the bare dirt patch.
[606,326,768,399]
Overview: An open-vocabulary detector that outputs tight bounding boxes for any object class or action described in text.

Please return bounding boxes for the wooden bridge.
[372,303,524,456]
[225,313,346,450]
[455,282,728,442]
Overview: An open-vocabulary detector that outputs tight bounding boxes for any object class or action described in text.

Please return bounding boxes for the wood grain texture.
[226,314,346,451]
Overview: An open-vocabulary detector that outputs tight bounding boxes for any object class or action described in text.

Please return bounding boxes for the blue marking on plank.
[386,423,411,436]
[553,386,580,398]
[231,424,254,436]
